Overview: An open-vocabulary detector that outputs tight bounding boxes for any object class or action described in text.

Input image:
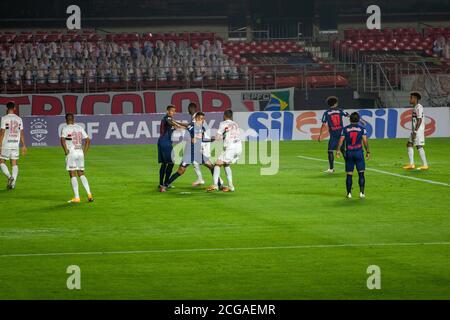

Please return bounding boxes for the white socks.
[213,166,220,187]
[224,166,233,187]
[193,163,203,182]
[0,163,11,178]
[79,175,91,195]
[12,165,18,182]
[418,148,428,166]
[408,146,428,166]
[71,177,80,199]
[407,147,414,165]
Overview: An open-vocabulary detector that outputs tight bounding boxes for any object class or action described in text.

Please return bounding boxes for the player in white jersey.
[207,109,242,192]
[0,102,27,189]
[403,92,429,170]
[60,113,93,203]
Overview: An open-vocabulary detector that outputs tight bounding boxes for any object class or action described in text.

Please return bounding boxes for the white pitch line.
[297,155,450,187]
[0,242,449,258]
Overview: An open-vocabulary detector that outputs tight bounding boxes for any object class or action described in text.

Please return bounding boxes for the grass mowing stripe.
[1,242,450,258]
[297,155,450,187]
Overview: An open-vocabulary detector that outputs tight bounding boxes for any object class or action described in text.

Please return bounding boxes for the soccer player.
[187,102,208,186]
[60,113,93,203]
[162,112,222,191]
[318,96,349,173]
[157,105,185,192]
[336,112,370,199]
[207,109,242,192]
[403,92,428,170]
[0,101,27,189]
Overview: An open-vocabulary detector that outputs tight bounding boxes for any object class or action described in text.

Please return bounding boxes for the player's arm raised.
[344,112,367,126]
[168,118,188,129]
[336,136,345,158]
[363,135,370,160]
[20,128,27,156]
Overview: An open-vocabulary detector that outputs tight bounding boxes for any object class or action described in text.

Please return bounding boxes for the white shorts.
[218,143,242,164]
[66,150,85,171]
[0,147,19,160]
[409,131,425,146]
[202,142,211,158]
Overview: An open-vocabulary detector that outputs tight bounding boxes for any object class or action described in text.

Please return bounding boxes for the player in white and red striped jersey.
[0,101,27,189]
[60,113,93,203]
[207,109,242,192]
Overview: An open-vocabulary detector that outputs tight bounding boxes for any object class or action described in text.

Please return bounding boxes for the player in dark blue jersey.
[157,105,185,192]
[161,112,222,191]
[187,102,209,186]
[336,112,370,199]
[318,96,350,173]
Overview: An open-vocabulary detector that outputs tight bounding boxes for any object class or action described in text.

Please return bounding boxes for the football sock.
[71,177,80,199]
[159,163,167,186]
[224,166,233,186]
[210,168,222,188]
[328,151,334,170]
[340,145,346,160]
[12,165,18,182]
[418,148,428,166]
[358,172,365,194]
[0,163,11,178]
[164,163,174,185]
[193,163,203,181]
[407,147,414,165]
[79,175,91,195]
[346,174,353,194]
[213,166,220,187]
[166,172,181,186]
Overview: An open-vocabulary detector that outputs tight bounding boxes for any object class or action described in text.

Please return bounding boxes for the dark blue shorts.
[328,133,341,151]
[345,150,365,172]
[157,140,173,164]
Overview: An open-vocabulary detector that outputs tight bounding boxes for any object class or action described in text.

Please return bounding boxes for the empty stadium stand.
[0,30,350,93]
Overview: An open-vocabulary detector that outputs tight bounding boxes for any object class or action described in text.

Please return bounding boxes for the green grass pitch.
[0,138,449,299]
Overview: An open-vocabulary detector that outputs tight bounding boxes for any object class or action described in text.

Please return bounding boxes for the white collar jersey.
[217,119,241,147]
[1,113,23,148]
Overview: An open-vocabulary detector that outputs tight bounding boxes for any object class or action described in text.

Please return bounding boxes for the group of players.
[0,102,93,202]
[156,102,242,193]
[317,92,428,198]
[0,91,428,200]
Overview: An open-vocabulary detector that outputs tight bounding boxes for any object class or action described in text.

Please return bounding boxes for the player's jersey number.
[349,131,358,146]
[7,120,20,138]
[330,114,342,127]
[71,131,83,148]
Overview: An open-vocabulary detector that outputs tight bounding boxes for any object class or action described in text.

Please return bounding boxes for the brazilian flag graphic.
[264,90,290,111]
